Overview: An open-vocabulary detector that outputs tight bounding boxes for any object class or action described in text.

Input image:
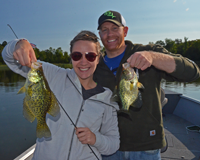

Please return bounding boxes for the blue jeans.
[102,150,161,160]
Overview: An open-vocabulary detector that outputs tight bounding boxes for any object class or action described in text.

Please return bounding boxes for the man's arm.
[127,48,200,82]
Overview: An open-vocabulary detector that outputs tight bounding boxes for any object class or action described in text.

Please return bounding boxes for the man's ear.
[124,26,128,37]
[98,31,101,38]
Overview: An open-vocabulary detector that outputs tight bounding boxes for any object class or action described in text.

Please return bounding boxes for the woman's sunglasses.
[71,52,98,62]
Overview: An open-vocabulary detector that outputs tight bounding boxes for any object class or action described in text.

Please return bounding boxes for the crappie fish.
[18,62,60,138]
[112,63,144,112]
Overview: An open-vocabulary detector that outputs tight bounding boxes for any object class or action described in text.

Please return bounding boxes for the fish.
[18,62,60,138]
[112,62,144,114]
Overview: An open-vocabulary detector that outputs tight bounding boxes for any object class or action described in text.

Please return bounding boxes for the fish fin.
[111,94,120,103]
[137,82,145,89]
[111,86,120,103]
[130,82,133,91]
[42,68,51,91]
[36,122,51,138]
[117,110,132,121]
[23,99,35,122]
[18,86,26,94]
[47,93,60,117]
[130,91,143,110]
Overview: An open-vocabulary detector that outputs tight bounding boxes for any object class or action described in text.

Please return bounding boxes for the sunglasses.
[71,52,98,62]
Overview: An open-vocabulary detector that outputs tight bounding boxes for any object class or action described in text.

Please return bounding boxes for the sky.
[1,0,200,53]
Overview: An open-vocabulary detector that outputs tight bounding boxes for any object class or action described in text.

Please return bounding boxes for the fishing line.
[55,97,100,160]
[7,24,18,39]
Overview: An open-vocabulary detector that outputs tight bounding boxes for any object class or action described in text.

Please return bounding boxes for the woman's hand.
[13,39,37,68]
[76,127,96,145]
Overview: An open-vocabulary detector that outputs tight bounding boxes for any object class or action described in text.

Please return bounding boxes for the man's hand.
[13,40,37,68]
[76,127,96,145]
[127,51,153,70]
[127,51,175,73]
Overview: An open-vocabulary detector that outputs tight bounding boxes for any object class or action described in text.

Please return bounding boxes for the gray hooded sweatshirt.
[2,39,120,160]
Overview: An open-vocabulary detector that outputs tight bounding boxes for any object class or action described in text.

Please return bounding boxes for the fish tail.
[111,93,120,103]
[111,86,120,102]
[36,122,51,138]
[117,110,132,121]
[118,109,130,115]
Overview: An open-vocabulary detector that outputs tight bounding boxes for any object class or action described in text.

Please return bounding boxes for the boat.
[14,89,200,160]
[161,89,200,160]
[14,144,35,160]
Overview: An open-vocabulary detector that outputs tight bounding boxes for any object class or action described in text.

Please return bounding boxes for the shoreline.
[1,61,199,69]
[0,63,73,70]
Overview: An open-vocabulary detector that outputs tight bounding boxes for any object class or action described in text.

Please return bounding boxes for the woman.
[2,31,119,160]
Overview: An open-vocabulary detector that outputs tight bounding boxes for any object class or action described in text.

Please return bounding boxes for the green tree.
[175,39,184,55]
[0,45,5,64]
[149,42,154,45]
[165,38,177,53]
[155,40,165,47]
[55,47,64,63]
[44,47,56,63]
[184,37,189,51]
[1,41,7,47]
[175,39,182,45]
[63,51,70,63]
[185,40,200,61]
[34,48,40,60]
[100,46,105,54]
[45,49,54,63]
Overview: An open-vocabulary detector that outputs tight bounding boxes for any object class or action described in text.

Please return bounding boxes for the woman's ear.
[97,54,100,64]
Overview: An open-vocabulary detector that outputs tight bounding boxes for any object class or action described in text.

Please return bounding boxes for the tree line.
[153,37,200,62]
[1,37,200,65]
[0,41,71,65]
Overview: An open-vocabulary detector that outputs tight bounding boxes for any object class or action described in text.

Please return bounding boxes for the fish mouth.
[122,63,130,70]
[31,62,42,69]
[122,63,135,80]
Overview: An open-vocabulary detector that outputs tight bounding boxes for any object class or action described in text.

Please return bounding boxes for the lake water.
[0,68,200,160]
[0,69,37,160]
[161,78,200,101]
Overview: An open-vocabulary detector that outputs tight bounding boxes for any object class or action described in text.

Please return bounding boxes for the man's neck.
[106,44,126,58]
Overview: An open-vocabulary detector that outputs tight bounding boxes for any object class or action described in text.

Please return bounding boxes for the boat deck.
[14,89,200,160]
[161,114,200,160]
[15,113,200,160]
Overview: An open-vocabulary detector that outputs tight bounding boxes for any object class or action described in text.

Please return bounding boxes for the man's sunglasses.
[71,52,98,62]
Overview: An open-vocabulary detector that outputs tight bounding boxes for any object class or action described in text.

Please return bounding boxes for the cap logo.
[104,11,116,19]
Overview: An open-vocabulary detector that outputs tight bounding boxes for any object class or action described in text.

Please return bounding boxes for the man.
[93,10,200,160]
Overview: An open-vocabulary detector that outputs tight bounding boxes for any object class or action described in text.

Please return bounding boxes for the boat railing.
[14,144,36,160]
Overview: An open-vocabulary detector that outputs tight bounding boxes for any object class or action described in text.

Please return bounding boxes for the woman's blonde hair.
[70,30,101,55]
